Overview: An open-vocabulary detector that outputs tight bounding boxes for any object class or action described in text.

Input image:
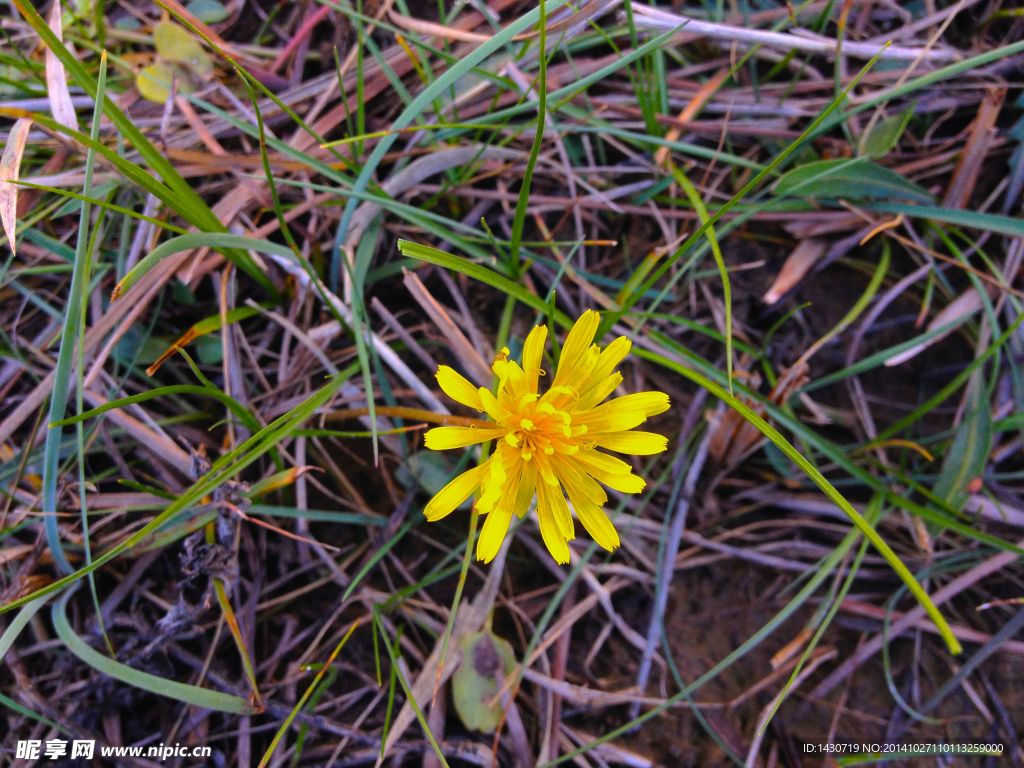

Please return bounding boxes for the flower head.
[422,310,669,564]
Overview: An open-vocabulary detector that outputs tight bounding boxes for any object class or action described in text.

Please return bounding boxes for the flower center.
[503,399,586,460]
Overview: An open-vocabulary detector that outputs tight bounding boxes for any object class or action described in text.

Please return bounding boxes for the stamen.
[520,419,534,430]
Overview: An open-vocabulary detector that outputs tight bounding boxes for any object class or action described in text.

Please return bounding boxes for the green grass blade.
[670,166,732,392]
[397,239,572,327]
[0,593,51,658]
[374,607,451,768]
[601,49,887,338]
[52,586,258,714]
[507,0,547,274]
[41,54,107,576]
[8,0,276,294]
[51,384,261,434]
[635,348,963,655]
[862,202,1024,239]
[115,233,296,298]
[257,620,360,768]
[0,365,359,615]
[333,0,575,282]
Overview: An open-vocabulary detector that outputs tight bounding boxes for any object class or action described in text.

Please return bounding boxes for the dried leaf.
[45,2,79,132]
[706,362,809,493]
[154,21,214,79]
[0,118,33,254]
[402,268,493,386]
[884,287,984,367]
[762,238,827,305]
[942,86,1006,210]
[245,466,319,497]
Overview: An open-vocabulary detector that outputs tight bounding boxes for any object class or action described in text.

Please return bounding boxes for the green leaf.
[859,104,915,158]
[932,372,992,513]
[773,158,933,203]
[154,21,213,78]
[50,383,261,434]
[42,54,107,578]
[185,0,228,23]
[136,62,193,104]
[451,629,518,733]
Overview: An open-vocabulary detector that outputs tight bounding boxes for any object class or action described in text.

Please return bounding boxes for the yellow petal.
[575,408,647,434]
[592,469,647,494]
[612,391,671,417]
[477,504,513,563]
[575,372,622,411]
[533,453,560,486]
[493,456,523,510]
[575,449,633,475]
[558,344,601,394]
[589,336,631,383]
[553,310,599,386]
[570,494,620,552]
[501,361,529,399]
[596,431,668,455]
[553,456,607,505]
[479,388,509,422]
[476,450,508,512]
[513,460,537,518]
[436,365,484,411]
[522,324,547,393]
[424,466,484,521]
[537,487,571,564]
[424,426,505,450]
[542,478,574,541]
[577,392,671,433]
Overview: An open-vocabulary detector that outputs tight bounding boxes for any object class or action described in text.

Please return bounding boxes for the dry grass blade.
[45,2,79,133]
[402,269,494,386]
[762,238,828,305]
[0,117,32,254]
[884,286,985,366]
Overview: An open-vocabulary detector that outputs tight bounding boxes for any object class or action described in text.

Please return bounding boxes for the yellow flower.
[422,310,670,565]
